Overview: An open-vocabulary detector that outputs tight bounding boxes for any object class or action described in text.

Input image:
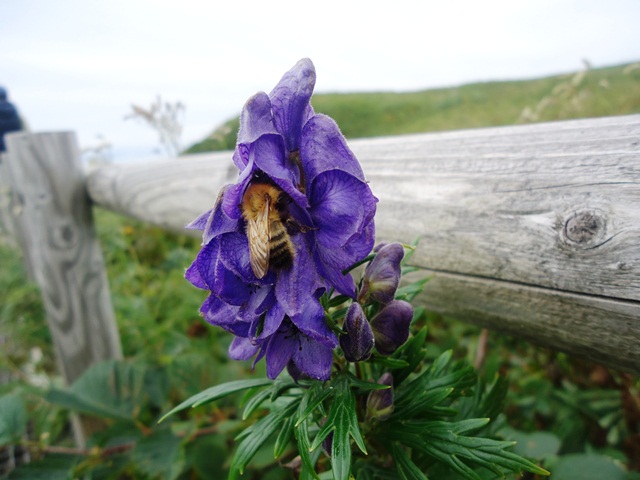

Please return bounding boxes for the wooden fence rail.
[3,115,640,388]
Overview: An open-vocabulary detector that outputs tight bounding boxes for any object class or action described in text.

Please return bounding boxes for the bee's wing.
[247,195,271,279]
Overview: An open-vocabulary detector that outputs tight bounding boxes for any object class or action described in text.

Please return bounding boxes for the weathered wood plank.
[4,132,123,385]
[86,115,640,374]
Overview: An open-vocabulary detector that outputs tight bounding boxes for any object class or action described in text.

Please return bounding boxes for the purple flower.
[186,59,377,380]
[370,300,414,356]
[340,303,374,362]
[358,242,404,304]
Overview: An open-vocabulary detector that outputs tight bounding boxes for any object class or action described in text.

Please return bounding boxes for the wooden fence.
[2,115,639,391]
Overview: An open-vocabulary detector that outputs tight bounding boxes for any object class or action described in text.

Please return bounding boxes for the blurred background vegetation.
[1,61,639,479]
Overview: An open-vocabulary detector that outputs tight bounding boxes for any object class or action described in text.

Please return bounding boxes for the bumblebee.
[241,183,295,279]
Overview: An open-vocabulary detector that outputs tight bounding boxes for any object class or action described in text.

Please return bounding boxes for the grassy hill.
[185,61,640,154]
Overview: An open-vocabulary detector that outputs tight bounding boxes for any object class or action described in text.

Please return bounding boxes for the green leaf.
[393,328,428,385]
[274,411,296,458]
[46,360,145,422]
[132,428,184,480]
[295,383,332,427]
[385,419,549,480]
[6,454,80,480]
[0,394,28,445]
[391,443,429,480]
[242,386,275,420]
[159,378,272,422]
[501,427,561,459]
[229,400,298,479]
[295,386,322,480]
[310,374,367,480]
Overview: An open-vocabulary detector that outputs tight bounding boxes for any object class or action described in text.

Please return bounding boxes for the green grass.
[186,61,640,153]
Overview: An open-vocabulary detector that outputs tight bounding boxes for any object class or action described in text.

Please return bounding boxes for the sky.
[1,0,639,163]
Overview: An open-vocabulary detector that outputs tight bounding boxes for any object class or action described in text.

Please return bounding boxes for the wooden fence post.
[3,131,122,386]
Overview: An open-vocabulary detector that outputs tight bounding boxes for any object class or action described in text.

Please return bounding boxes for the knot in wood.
[564,209,605,245]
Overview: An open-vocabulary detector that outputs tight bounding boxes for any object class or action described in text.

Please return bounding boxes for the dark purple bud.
[358,243,404,304]
[370,300,413,355]
[366,373,394,421]
[340,303,374,362]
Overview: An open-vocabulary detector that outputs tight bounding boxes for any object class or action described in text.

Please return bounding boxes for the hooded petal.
[237,92,279,149]
[269,58,316,151]
[290,293,338,349]
[200,294,250,336]
[300,114,367,185]
[196,238,250,305]
[202,185,242,244]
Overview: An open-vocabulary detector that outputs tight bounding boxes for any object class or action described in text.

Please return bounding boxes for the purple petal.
[185,260,207,289]
[290,295,338,349]
[370,300,414,356]
[359,242,404,304]
[249,135,308,208]
[313,251,356,298]
[186,208,211,231]
[229,336,259,360]
[269,58,316,151]
[265,329,298,379]
[310,170,377,249]
[276,235,325,319]
[200,294,249,336]
[203,186,242,244]
[291,336,333,381]
[260,299,285,339]
[317,217,375,273]
[300,114,367,185]
[340,303,374,362]
[237,92,279,147]
[196,238,250,305]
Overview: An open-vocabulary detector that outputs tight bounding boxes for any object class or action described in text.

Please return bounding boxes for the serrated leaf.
[229,400,298,479]
[159,378,272,422]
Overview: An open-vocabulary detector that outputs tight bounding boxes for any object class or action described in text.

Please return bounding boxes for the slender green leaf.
[242,386,274,420]
[391,443,429,480]
[159,378,272,422]
[309,374,367,480]
[229,400,297,479]
[274,412,296,458]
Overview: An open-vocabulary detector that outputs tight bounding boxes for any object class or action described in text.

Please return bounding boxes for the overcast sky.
[1,0,638,162]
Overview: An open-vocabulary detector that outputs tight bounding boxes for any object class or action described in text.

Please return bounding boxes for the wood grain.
[4,132,122,385]
[83,114,639,374]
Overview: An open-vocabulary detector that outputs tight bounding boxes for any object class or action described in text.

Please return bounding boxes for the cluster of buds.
[339,243,413,362]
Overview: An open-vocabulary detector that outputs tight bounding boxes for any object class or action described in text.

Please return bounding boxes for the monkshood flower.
[340,303,374,362]
[186,58,378,380]
[358,242,404,304]
[370,300,413,356]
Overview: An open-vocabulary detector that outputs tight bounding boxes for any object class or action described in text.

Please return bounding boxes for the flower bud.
[340,303,374,362]
[358,243,404,304]
[366,373,394,421]
[370,300,413,355]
